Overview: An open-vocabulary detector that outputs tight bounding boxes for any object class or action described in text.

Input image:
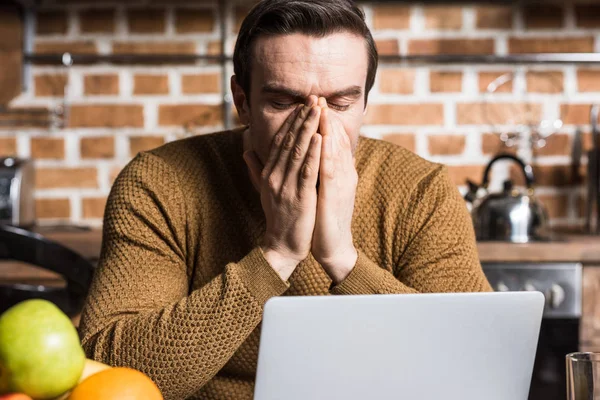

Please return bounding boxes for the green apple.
[0,300,85,399]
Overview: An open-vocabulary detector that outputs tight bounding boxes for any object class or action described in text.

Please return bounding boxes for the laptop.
[254,292,544,400]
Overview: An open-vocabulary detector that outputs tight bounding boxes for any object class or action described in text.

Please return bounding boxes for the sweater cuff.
[236,247,290,305]
[329,249,386,295]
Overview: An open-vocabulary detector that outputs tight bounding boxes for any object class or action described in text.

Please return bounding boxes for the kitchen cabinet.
[581,267,600,350]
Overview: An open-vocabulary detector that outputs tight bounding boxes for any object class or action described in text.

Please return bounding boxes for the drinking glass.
[567,352,600,399]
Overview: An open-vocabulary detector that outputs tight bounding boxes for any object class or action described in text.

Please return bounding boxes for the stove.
[482,262,582,400]
[482,262,582,319]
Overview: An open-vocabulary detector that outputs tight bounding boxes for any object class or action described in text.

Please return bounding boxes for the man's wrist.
[260,246,301,281]
[321,246,358,284]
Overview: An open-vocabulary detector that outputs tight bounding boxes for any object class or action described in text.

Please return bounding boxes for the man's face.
[235,32,369,165]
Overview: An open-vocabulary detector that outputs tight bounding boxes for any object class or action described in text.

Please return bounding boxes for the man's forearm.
[80,248,288,400]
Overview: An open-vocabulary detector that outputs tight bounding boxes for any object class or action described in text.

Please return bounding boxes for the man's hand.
[311,99,359,284]
[243,96,322,281]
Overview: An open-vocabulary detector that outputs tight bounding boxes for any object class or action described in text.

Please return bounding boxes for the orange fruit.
[0,394,33,400]
[67,367,162,400]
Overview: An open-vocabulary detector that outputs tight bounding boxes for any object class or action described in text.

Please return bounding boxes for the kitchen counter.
[478,234,600,264]
[2,229,600,288]
[32,228,600,265]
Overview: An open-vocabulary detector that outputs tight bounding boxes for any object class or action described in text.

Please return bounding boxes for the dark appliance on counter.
[482,262,581,400]
[465,153,549,243]
[0,157,35,228]
[586,105,600,234]
[0,225,93,317]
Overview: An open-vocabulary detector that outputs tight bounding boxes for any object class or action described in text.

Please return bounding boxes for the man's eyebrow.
[261,84,363,100]
[261,84,305,100]
[328,86,363,98]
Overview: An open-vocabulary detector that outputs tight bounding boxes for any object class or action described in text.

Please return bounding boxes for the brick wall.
[2,1,599,229]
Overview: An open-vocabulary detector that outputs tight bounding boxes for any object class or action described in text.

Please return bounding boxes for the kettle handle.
[481,153,535,189]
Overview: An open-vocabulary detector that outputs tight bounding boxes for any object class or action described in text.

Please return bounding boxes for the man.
[79,0,492,399]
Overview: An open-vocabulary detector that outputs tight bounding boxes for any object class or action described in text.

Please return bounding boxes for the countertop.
[35,228,600,264]
[2,228,600,287]
[477,234,600,264]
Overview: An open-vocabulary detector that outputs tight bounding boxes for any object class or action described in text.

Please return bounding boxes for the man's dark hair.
[233,0,378,104]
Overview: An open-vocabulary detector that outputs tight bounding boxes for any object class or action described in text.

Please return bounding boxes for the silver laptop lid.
[254,292,544,400]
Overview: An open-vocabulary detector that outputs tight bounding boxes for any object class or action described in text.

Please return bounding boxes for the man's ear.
[231,75,251,126]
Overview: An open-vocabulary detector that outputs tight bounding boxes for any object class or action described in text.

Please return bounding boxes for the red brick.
[113,41,196,55]
[364,104,444,126]
[79,9,115,33]
[446,165,485,186]
[533,133,571,156]
[84,74,119,96]
[158,104,222,127]
[561,104,596,125]
[134,74,169,95]
[175,8,215,33]
[379,69,415,94]
[526,71,564,93]
[479,71,513,93]
[510,165,573,187]
[476,6,513,29]
[35,74,67,97]
[575,5,600,28]
[509,37,594,54]
[523,5,564,29]
[381,134,415,152]
[0,138,16,157]
[0,51,20,106]
[428,135,466,156]
[80,136,115,159]
[35,167,98,189]
[0,107,49,128]
[537,194,569,219]
[424,6,463,30]
[129,136,166,156]
[533,165,573,187]
[481,133,517,156]
[109,165,124,185]
[372,5,411,30]
[36,10,68,35]
[430,71,462,93]
[375,39,399,56]
[127,9,166,34]
[35,198,70,219]
[30,137,65,159]
[457,103,541,125]
[35,41,96,55]
[82,197,107,219]
[181,73,221,94]
[207,40,222,57]
[577,69,600,92]
[408,39,494,55]
[69,105,144,128]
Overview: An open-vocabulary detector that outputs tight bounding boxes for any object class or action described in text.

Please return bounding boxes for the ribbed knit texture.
[78,128,492,400]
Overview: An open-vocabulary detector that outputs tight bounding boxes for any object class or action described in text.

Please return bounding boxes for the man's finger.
[270,104,319,188]
[262,104,303,180]
[298,133,322,194]
[284,105,322,188]
[319,133,335,182]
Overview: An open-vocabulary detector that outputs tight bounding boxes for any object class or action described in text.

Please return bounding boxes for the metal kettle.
[464,154,549,243]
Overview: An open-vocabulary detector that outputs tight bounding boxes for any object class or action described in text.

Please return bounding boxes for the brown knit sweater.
[78,128,492,400]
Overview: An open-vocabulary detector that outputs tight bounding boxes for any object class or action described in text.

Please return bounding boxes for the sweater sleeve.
[330,165,492,295]
[78,152,289,400]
